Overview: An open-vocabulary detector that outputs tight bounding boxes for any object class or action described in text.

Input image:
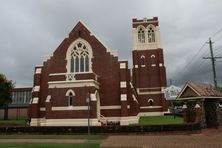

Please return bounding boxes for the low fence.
[0,123,201,134]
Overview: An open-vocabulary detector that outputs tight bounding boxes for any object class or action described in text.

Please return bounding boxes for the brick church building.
[29,17,168,126]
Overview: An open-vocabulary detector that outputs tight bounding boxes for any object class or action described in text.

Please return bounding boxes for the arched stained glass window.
[138,27,145,43]
[75,57,79,72]
[140,55,145,65]
[148,27,155,43]
[80,56,84,72]
[70,41,90,73]
[70,57,74,72]
[68,92,73,106]
[85,55,89,72]
[150,55,156,64]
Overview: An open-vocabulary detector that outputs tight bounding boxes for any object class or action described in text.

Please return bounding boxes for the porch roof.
[176,81,222,101]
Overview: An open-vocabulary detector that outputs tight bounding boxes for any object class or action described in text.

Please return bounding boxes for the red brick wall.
[0,108,28,119]
[132,49,166,88]
[30,22,121,119]
[132,17,159,28]
[29,18,168,122]
[132,48,167,112]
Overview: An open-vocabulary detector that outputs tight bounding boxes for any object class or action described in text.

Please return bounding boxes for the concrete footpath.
[100,128,222,148]
[0,128,221,148]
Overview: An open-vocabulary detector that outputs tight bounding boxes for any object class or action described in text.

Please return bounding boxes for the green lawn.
[0,119,27,126]
[0,143,99,148]
[138,115,183,125]
[0,134,107,140]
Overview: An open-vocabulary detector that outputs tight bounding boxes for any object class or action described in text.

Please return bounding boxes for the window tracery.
[138,27,145,43]
[70,41,90,73]
[148,27,155,43]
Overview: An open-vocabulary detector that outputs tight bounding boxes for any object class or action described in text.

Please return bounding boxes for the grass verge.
[0,134,107,140]
[137,115,183,125]
[0,119,27,126]
[0,142,100,148]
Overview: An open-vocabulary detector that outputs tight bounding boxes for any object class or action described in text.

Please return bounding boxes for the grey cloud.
[1,0,222,87]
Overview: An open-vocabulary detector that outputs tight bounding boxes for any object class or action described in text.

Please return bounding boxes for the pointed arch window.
[66,89,75,106]
[68,92,73,106]
[148,99,154,106]
[150,54,156,65]
[85,55,89,71]
[70,57,74,72]
[148,27,155,43]
[80,56,84,72]
[138,27,145,43]
[70,42,90,73]
[140,55,145,65]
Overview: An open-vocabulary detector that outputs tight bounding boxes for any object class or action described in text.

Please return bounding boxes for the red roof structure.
[177,81,222,100]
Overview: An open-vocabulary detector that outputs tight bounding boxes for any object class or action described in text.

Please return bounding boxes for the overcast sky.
[0,0,222,87]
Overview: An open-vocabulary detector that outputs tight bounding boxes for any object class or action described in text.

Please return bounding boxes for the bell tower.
[132,17,168,115]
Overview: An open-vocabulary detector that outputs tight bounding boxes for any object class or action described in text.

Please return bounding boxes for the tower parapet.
[132,17,161,50]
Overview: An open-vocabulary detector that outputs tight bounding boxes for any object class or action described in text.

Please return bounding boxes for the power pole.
[203,38,222,88]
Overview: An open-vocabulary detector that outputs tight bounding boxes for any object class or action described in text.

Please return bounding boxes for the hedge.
[0,123,201,134]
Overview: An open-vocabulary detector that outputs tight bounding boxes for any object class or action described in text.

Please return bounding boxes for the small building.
[0,87,32,119]
[164,85,181,101]
[177,81,222,128]
[164,85,181,112]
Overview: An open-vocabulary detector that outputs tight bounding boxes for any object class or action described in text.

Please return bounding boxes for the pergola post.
[182,104,188,123]
[194,103,201,123]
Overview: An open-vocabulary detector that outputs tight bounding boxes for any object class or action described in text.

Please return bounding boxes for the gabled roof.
[69,21,118,57]
[177,81,222,100]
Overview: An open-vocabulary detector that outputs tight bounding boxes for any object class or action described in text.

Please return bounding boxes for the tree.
[0,73,15,120]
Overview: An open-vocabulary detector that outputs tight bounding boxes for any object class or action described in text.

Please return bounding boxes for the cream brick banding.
[120,81,127,88]
[120,63,126,69]
[138,112,164,116]
[137,91,164,95]
[121,94,127,101]
[40,107,46,111]
[33,86,40,92]
[140,106,162,109]
[30,118,101,126]
[52,106,88,111]
[100,106,121,110]
[32,97,39,104]
[35,68,42,74]
[48,79,99,89]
